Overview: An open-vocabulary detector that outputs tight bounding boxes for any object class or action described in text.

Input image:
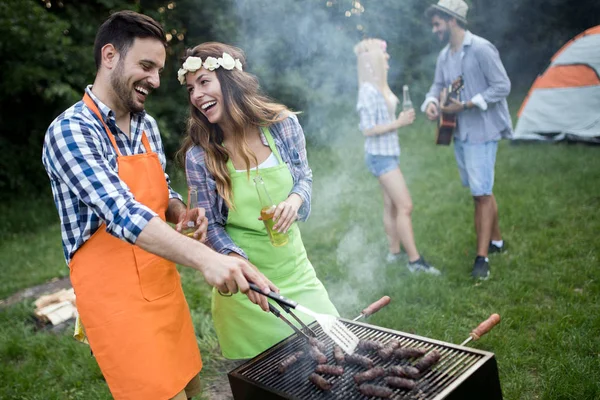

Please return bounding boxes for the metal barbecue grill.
[228,318,502,400]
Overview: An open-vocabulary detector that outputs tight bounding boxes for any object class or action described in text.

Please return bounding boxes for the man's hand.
[440,97,464,115]
[175,208,208,242]
[227,253,279,312]
[396,108,416,128]
[202,252,278,312]
[425,102,439,121]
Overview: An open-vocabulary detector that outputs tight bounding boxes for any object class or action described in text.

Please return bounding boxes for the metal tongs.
[250,283,360,355]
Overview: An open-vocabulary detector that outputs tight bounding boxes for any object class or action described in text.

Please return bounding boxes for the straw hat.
[427,0,468,24]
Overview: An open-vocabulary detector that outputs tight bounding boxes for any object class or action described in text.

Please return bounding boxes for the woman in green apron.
[177,42,339,359]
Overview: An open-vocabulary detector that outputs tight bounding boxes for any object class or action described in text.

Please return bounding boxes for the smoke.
[227,0,429,312]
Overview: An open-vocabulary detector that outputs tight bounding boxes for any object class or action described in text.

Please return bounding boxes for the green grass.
[1,100,599,399]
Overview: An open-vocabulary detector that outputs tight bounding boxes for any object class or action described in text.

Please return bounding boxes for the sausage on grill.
[277,351,304,374]
[392,347,428,359]
[357,339,384,352]
[387,365,420,379]
[358,384,393,398]
[377,339,400,360]
[345,353,374,369]
[308,373,332,391]
[308,346,328,364]
[384,376,416,390]
[333,345,345,365]
[353,366,387,384]
[308,337,327,353]
[315,364,344,376]
[414,350,442,371]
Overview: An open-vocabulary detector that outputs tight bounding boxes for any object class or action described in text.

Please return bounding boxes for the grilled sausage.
[353,366,387,384]
[384,376,416,390]
[308,373,332,391]
[358,384,393,398]
[345,353,374,369]
[315,364,344,376]
[357,339,384,352]
[308,337,327,353]
[414,350,441,371]
[387,365,420,379]
[277,351,305,373]
[308,346,328,364]
[377,339,400,360]
[392,347,428,359]
[333,345,345,365]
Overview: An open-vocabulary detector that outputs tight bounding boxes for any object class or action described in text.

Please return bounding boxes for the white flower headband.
[178,52,243,85]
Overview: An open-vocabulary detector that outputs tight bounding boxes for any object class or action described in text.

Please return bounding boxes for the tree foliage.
[0,0,598,200]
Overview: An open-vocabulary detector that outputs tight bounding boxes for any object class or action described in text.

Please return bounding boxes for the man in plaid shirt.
[42,11,272,400]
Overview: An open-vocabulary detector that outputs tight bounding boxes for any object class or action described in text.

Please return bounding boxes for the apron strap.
[82,93,152,155]
[261,126,284,164]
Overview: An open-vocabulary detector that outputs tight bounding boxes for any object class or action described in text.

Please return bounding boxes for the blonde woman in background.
[354,38,440,275]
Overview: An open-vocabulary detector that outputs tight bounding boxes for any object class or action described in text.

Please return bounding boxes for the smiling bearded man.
[41,10,274,400]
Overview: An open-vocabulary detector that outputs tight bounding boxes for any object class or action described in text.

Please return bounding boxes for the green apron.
[212,127,339,359]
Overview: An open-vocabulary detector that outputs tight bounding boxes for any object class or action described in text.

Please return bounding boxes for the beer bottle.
[402,85,413,111]
[182,186,199,239]
[253,175,289,247]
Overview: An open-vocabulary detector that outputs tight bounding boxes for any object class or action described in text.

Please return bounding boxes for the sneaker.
[488,241,506,254]
[386,252,402,263]
[472,256,490,280]
[407,256,441,275]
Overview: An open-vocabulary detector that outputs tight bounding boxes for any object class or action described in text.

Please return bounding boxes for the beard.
[110,60,144,114]
[438,29,450,44]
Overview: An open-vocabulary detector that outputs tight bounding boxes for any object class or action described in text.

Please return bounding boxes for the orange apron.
[69,93,202,400]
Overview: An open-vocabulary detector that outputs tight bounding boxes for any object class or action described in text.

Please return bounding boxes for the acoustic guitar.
[436,76,465,146]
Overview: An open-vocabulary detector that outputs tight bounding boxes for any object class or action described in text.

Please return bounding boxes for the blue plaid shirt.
[356,83,401,156]
[42,86,182,265]
[185,114,312,258]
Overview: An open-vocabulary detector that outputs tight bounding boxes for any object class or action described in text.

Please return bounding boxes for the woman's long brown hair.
[176,42,291,209]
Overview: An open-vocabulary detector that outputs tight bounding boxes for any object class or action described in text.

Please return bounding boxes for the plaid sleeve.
[185,146,247,258]
[276,115,312,221]
[44,116,157,244]
[357,83,380,132]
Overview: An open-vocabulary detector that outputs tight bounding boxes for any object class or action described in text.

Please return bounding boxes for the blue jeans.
[365,153,400,177]
[453,139,498,196]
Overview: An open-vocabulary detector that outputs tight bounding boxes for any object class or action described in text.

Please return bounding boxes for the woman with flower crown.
[177,42,339,359]
[354,38,441,275]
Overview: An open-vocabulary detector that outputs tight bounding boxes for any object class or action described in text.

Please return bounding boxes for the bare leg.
[474,195,495,257]
[378,168,419,262]
[382,189,400,254]
[490,194,502,241]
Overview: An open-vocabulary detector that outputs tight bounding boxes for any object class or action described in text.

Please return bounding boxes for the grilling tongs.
[249,283,359,355]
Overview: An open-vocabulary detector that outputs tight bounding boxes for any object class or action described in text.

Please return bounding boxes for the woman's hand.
[396,108,416,128]
[271,194,303,233]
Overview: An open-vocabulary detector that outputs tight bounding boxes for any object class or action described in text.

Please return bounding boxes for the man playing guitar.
[421,0,513,280]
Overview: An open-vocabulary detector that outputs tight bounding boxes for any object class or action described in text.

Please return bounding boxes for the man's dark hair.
[93,10,167,69]
[425,7,467,29]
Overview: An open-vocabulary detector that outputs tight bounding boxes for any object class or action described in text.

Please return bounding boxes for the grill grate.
[229,319,502,400]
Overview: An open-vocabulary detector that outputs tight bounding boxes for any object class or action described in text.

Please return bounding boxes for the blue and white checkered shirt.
[356,82,401,156]
[42,86,182,265]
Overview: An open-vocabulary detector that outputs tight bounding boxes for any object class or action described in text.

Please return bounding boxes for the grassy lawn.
[1,98,599,399]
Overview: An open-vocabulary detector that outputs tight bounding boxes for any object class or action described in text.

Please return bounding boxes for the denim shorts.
[453,139,498,196]
[365,153,400,177]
